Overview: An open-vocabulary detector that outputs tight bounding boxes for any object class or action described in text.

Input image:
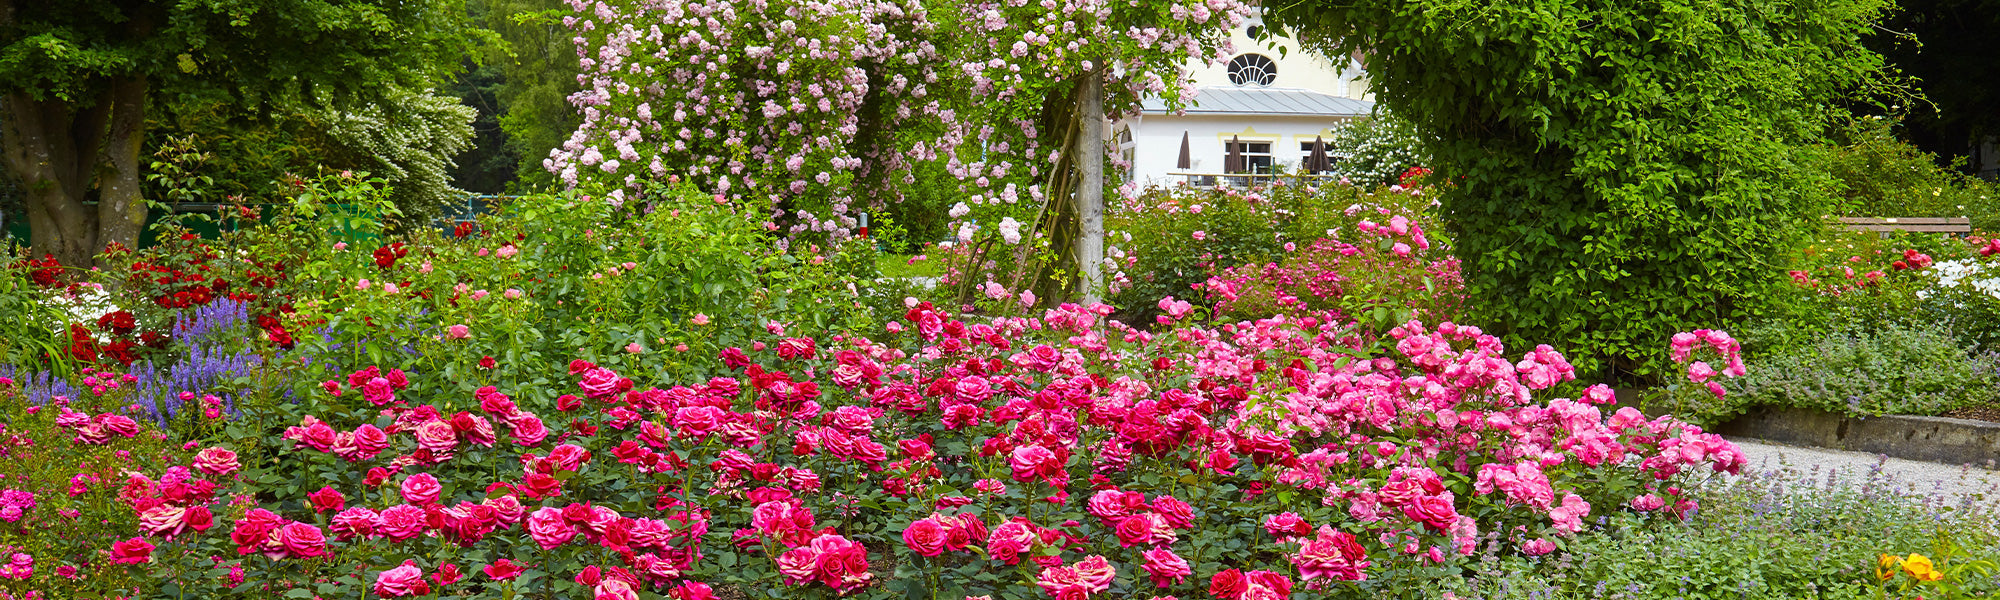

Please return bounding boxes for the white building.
[1115,14,1376,187]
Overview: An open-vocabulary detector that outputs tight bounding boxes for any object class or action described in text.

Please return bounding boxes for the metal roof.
[1141,86,1375,116]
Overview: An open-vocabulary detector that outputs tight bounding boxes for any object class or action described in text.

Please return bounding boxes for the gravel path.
[1726,436,2000,505]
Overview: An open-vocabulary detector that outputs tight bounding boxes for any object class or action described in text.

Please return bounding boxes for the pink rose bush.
[1202,209,1465,331]
[0,288,1746,599]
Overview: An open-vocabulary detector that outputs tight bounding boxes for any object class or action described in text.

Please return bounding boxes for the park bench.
[1838,216,1971,237]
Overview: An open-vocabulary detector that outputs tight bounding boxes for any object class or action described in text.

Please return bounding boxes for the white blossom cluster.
[316,89,478,216]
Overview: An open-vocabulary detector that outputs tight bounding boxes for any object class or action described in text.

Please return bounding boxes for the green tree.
[0,0,478,266]
[486,0,580,191]
[446,0,580,193]
[1267,0,1895,381]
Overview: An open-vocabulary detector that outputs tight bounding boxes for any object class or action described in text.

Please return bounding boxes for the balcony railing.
[1176,172,1346,189]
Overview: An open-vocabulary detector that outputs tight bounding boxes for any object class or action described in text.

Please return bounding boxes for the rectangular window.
[1225,141,1272,174]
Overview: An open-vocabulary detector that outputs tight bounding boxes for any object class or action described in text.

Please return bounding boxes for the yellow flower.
[1879,554,1903,580]
[1903,554,1943,582]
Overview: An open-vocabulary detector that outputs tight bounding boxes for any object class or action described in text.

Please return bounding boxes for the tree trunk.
[1074,67,1105,305]
[1,93,100,267]
[97,76,151,256]
[0,76,149,269]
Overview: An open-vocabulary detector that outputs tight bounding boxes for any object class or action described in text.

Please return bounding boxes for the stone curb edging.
[1713,406,2000,469]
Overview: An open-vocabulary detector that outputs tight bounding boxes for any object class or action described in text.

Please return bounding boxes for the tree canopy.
[1266,0,1897,380]
[0,0,481,266]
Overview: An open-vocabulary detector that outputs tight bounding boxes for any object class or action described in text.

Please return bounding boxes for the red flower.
[901,518,946,557]
[521,473,563,499]
[363,467,393,487]
[373,243,409,270]
[185,505,215,532]
[483,559,525,581]
[308,486,346,513]
[110,537,155,564]
[433,563,464,587]
[67,324,98,363]
[1209,569,1247,599]
[97,310,137,335]
[669,581,715,600]
[265,324,295,349]
[102,341,138,366]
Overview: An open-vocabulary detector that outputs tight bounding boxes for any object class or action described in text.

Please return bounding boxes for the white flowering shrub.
[315,89,478,218]
[1325,112,1428,188]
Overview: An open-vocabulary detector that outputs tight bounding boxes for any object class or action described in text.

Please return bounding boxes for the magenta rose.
[1151,495,1194,528]
[1114,514,1157,547]
[674,406,725,437]
[1402,495,1458,532]
[511,416,549,446]
[547,444,592,471]
[483,559,525,581]
[901,518,946,557]
[809,534,871,590]
[526,507,578,550]
[594,579,641,600]
[109,537,154,564]
[361,377,397,405]
[229,508,283,553]
[277,522,327,558]
[400,473,443,505]
[1008,445,1060,482]
[1141,548,1192,587]
[374,560,429,597]
[292,422,334,452]
[775,547,819,585]
[1262,512,1311,539]
[578,367,624,398]
[138,505,187,538]
[96,414,140,437]
[352,424,390,457]
[378,504,428,541]
[330,507,382,540]
[307,486,345,513]
[986,521,1034,564]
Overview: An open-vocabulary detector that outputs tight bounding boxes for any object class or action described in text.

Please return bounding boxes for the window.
[1226,141,1272,174]
[1226,54,1278,87]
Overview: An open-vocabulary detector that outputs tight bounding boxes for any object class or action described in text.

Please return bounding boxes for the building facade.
[1117,13,1376,187]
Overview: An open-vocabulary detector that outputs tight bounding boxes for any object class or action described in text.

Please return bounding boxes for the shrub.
[1715,322,2000,423]
[1201,206,1462,332]
[1102,180,1443,323]
[1322,112,1429,188]
[1433,459,2000,600]
[1268,0,1892,384]
[0,371,175,599]
[2,301,1752,599]
[0,253,72,374]
[1815,115,2000,229]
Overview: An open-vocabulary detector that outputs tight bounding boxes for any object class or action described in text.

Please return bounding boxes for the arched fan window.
[1227,54,1277,86]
